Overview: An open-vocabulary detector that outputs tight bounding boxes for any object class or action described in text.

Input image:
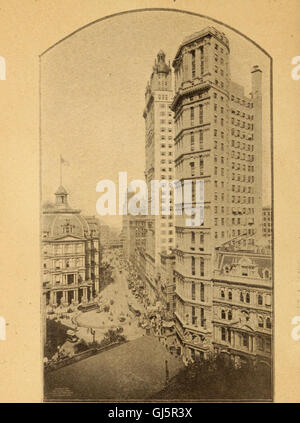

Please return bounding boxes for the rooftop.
[173,26,229,65]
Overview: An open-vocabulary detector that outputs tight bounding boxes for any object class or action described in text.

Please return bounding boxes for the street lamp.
[90,328,96,344]
[165,359,169,386]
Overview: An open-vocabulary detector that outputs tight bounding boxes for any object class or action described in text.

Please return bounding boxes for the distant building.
[108,227,122,248]
[99,224,110,248]
[143,50,175,301]
[122,192,135,259]
[98,224,121,249]
[42,185,100,306]
[127,211,149,296]
[158,252,176,316]
[129,216,137,264]
[135,215,147,286]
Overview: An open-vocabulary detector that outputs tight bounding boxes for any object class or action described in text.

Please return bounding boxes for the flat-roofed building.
[171,26,264,358]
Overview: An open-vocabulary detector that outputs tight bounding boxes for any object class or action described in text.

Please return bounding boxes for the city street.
[73,265,145,343]
[45,255,185,400]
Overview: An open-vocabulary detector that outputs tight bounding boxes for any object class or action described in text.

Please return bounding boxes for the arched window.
[221,289,225,298]
[258,294,263,305]
[228,290,232,300]
[266,317,272,329]
[264,269,271,279]
[246,293,250,303]
[240,292,244,302]
[258,316,264,328]
[228,310,232,320]
[221,309,226,319]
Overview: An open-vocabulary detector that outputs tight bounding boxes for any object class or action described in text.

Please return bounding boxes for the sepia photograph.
[40,9,273,402]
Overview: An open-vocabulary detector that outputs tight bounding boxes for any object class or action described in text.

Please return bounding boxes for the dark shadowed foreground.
[152,354,272,401]
[44,335,183,401]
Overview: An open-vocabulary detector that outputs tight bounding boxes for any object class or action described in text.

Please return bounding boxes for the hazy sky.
[41,10,271,228]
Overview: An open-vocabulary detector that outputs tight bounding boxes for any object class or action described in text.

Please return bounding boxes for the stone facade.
[171,26,265,358]
[212,243,272,366]
[42,186,100,307]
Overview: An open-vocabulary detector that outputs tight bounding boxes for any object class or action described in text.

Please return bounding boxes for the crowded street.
[73,262,146,342]
[44,248,183,367]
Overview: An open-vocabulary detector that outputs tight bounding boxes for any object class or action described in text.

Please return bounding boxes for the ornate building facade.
[212,242,272,366]
[42,186,101,306]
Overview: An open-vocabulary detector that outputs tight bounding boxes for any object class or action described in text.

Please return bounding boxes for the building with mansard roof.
[175,237,272,366]
[42,186,100,307]
[211,241,272,366]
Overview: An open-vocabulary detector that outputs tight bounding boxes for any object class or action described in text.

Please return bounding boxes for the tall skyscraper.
[171,27,263,358]
[142,50,175,301]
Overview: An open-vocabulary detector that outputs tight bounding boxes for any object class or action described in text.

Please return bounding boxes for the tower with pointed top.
[142,50,175,302]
